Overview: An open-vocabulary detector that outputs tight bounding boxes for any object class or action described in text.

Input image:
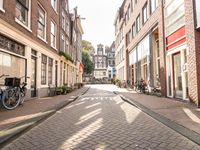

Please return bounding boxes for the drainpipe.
[161,0,167,97]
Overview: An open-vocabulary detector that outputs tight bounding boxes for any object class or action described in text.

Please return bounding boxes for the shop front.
[129,35,150,85]
[166,27,189,100]
[0,34,26,85]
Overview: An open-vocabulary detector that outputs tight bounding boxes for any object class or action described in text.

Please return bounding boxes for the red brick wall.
[185,0,200,106]
[0,0,60,53]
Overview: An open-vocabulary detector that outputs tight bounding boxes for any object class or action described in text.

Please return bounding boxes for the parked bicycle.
[134,79,149,94]
[0,75,28,110]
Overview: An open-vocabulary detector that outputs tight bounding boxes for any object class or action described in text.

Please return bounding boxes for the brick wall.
[0,0,60,53]
[123,0,166,96]
[185,0,200,106]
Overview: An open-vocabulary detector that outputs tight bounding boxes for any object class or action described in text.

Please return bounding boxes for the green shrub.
[59,51,74,63]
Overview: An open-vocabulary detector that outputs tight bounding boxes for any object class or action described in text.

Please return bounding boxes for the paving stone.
[2,85,200,150]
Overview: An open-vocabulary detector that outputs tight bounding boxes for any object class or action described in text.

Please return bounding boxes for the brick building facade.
[115,0,200,106]
[0,0,84,99]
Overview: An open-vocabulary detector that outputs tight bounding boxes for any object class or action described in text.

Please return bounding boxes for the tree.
[82,51,93,74]
[82,40,95,55]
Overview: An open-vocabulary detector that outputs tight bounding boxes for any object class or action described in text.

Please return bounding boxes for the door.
[31,56,37,97]
[173,53,183,98]
[55,61,58,87]
[131,65,134,85]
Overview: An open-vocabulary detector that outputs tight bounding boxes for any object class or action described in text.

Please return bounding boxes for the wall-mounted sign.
[195,0,200,31]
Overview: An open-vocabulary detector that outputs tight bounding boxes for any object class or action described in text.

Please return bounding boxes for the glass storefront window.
[165,0,183,16]
[0,51,26,85]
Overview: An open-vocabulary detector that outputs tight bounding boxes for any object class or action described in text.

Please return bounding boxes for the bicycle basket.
[5,78,21,87]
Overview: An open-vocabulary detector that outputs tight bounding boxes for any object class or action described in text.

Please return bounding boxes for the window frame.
[61,34,65,52]
[37,4,46,41]
[48,57,53,85]
[132,22,136,38]
[136,14,141,33]
[50,20,57,49]
[51,0,57,12]
[150,0,158,14]
[142,3,148,24]
[15,0,31,31]
[62,10,65,30]
[0,0,5,12]
[41,54,47,85]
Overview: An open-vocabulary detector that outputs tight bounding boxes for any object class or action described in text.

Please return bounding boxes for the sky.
[69,0,123,49]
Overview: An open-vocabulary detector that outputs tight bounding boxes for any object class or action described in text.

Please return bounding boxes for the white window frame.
[51,20,57,49]
[150,0,158,13]
[136,15,140,33]
[61,34,65,52]
[62,11,65,30]
[37,4,47,42]
[15,0,32,32]
[0,0,5,12]
[51,0,57,12]
[142,3,148,24]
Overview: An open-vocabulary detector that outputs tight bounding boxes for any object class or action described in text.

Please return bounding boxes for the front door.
[173,53,183,98]
[31,56,37,97]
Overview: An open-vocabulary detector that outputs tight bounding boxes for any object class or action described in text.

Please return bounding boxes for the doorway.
[172,53,182,98]
[31,55,37,97]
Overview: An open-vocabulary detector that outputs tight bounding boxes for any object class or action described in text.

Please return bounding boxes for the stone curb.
[0,86,90,149]
[115,92,200,146]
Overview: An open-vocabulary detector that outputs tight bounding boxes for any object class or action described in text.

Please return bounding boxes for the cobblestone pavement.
[2,85,200,150]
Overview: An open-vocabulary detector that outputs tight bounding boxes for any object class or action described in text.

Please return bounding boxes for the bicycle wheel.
[2,88,21,110]
[19,89,27,105]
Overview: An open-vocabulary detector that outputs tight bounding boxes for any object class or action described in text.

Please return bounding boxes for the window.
[65,1,68,11]
[51,21,56,48]
[136,15,140,33]
[129,29,132,42]
[61,34,65,52]
[41,54,47,85]
[132,23,136,38]
[165,0,185,36]
[142,3,148,24]
[156,40,160,81]
[63,63,66,84]
[66,19,69,35]
[126,33,129,47]
[128,6,131,20]
[0,0,4,12]
[15,0,29,26]
[151,0,158,13]
[131,0,133,12]
[62,11,65,30]
[51,0,57,11]
[125,13,128,24]
[48,58,53,84]
[38,5,46,40]
[195,0,200,30]
[60,61,62,85]
[65,40,69,54]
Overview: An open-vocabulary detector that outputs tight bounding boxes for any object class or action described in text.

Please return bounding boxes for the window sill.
[51,45,58,51]
[38,36,48,44]
[0,8,5,13]
[15,18,32,33]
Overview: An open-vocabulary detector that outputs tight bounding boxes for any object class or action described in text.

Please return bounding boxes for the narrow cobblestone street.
[2,85,200,150]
